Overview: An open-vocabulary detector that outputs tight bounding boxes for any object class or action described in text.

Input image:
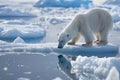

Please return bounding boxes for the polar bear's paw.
[82,42,93,47]
[97,41,108,46]
[94,40,100,43]
[68,42,75,45]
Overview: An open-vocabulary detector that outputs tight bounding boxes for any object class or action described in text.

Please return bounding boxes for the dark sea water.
[0,54,69,80]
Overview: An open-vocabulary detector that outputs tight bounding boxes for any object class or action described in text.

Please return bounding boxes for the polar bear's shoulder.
[86,8,109,14]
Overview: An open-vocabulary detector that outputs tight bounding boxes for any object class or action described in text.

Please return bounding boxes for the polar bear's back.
[85,8,113,32]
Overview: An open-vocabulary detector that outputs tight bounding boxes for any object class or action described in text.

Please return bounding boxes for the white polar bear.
[58,8,113,48]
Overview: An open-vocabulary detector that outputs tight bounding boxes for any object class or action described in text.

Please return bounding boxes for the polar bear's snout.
[58,41,66,48]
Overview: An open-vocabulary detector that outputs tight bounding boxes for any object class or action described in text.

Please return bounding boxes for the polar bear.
[58,8,113,48]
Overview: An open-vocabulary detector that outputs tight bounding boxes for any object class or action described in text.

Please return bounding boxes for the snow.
[0,43,118,57]
[0,0,120,80]
[71,56,120,80]
[34,0,93,8]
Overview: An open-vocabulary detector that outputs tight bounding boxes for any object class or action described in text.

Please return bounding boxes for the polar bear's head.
[58,32,71,48]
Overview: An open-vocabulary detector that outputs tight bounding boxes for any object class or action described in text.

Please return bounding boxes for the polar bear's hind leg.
[94,33,101,43]
[98,30,108,45]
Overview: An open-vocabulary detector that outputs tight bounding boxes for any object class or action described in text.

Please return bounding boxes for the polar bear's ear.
[67,34,69,37]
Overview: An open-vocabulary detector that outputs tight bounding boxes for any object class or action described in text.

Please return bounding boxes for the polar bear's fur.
[58,8,113,48]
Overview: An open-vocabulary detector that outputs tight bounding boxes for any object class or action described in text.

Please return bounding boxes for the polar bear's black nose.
[58,46,63,48]
[58,43,63,49]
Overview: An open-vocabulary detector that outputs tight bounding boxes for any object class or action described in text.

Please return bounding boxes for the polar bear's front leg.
[68,33,80,45]
[81,28,94,47]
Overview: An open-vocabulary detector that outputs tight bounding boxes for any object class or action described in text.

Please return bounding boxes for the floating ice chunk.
[71,56,120,80]
[53,77,63,80]
[49,18,64,25]
[3,67,8,71]
[106,67,119,80]
[23,72,32,75]
[114,21,120,31]
[17,78,30,80]
[0,43,118,57]
[0,24,46,43]
[1,29,22,39]
[103,0,120,6]
[0,7,36,17]
[111,12,120,23]
[13,37,25,43]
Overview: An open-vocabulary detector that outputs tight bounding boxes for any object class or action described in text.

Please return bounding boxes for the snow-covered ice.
[0,7,36,17]
[71,56,120,80]
[0,43,118,57]
[0,24,46,43]
[106,67,119,80]
[53,77,63,80]
[103,0,120,6]
[17,78,30,80]
[0,0,120,80]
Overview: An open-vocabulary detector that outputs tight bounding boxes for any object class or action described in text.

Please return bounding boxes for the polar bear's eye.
[67,34,69,37]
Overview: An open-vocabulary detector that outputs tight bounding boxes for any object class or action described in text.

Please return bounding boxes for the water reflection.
[0,54,69,80]
[57,55,78,80]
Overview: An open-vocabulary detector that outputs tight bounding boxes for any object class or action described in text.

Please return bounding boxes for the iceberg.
[13,37,25,43]
[57,55,120,80]
[103,0,120,6]
[0,24,46,43]
[0,7,36,17]
[106,67,119,80]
